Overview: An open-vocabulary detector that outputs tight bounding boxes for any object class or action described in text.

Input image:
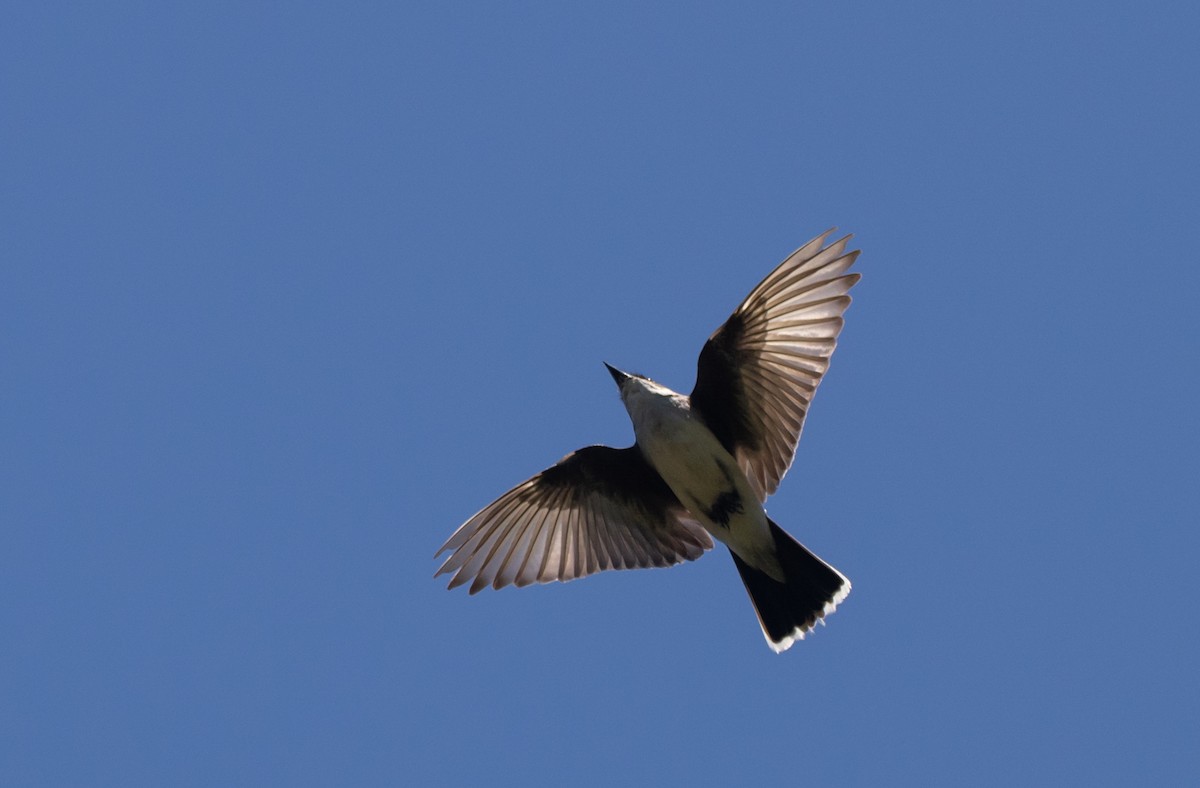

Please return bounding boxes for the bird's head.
[604,362,635,392]
[604,363,677,407]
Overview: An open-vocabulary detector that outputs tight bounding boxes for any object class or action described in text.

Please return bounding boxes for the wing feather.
[436,445,714,593]
[691,229,861,500]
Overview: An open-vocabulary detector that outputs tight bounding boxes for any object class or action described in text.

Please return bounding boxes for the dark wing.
[435,445,713,594]
[690,229,861,501]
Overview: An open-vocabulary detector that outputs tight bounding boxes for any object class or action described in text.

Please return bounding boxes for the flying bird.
[435,229,861,652]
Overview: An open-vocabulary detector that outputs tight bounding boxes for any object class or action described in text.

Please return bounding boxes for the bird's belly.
[638,419,768,547]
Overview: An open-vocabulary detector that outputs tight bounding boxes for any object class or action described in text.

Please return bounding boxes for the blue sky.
[4,2,1198,785]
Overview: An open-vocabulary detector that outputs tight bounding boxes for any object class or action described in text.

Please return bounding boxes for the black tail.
[729,518,850,652]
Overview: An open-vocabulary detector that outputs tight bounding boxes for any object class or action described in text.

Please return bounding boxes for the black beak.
[604,362,630,387]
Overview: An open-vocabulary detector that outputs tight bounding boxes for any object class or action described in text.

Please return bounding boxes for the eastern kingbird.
[436,229,861,652]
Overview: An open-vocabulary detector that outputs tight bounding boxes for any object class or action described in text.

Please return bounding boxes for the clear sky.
[4,2,1198,786]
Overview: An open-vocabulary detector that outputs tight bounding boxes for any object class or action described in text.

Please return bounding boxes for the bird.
[435,228,861,652]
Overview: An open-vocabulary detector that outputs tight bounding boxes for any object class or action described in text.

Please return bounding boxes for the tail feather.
[730,518,850,653]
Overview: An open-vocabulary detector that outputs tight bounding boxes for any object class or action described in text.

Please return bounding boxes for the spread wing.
[435,445,713,594]
[690,229,861,501]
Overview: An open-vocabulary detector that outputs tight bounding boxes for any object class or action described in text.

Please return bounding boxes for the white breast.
[621,381,775,567]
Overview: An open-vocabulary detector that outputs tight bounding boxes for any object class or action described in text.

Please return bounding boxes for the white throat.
[617,376,776,574]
